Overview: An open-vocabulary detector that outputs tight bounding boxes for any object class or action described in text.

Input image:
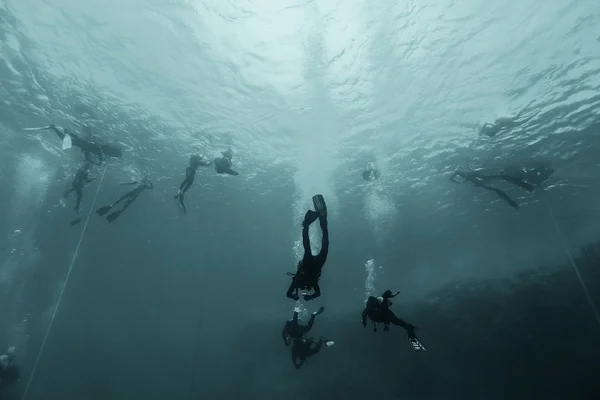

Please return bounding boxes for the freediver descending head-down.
[174,154,213,214]
[286,194,330,302]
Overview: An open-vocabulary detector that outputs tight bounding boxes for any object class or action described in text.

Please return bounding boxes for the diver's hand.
[303,294,314,301]
[289,293,299,301]
[362,320,367,328]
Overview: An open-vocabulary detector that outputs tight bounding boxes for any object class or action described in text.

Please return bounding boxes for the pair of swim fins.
[312,194,327,218]
[96,206,121,222]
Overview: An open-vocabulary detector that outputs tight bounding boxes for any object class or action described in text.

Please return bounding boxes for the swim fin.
[225,168,239,176]
[23,126,51,132]
[303,210,319,227]
[61,134,72,150]
[96,206,112,216]
[312,194,327,218]
[106,211,121,223]
[409,337,426,351]
[70,217,82,226]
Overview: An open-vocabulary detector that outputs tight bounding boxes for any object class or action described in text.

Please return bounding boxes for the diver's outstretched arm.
[120,181,138,186]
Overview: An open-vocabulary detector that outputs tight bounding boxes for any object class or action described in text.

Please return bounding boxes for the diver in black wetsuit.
[47,124,122,165]
[362,162,381,181]
[96,177,153,222]
[0,346,19,391]
[174,154,212,214]
[362,290,425,351]
[282,306,325,345]
[62,162,95,213]
[61,162,95,226]
[282,306,330,368]
[286,196,329,301]
[290,336,328,369]
[213,148,239,176]
[450,168,535,210]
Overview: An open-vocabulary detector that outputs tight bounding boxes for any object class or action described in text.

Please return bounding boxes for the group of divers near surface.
[1,120,557,388]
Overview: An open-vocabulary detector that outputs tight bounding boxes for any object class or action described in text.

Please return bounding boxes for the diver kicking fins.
[23,125,71,150]
[312,194,327,218]
[96,205,112,216]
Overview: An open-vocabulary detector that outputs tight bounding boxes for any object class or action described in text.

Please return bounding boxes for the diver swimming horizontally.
[286,195,329,302]
[96,177,153,222]
[450,168,535,210]
[61,162,96,226]
[174,154,212,214]
[213,147,239,176]
[25,124,123,165]
[362,290,425,351]
[0,346,19,391]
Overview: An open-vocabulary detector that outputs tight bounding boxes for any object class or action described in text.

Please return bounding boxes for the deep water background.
[2,0,600,399]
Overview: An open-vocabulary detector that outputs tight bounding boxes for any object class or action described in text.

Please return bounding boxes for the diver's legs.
[118,194,137,213]
[496,174,535,192]
[74,187,83,211]
[301,211,319,261]
[477,183,520,210]
[314,217,329,266]
[111,192,130,208]
[489,187,520,210]
[384,310,417,338]
[384,309,409,329]
[179,178,192,194]
[62,188,75,199]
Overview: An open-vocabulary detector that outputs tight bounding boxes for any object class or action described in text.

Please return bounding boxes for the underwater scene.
[1,0,600,399]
